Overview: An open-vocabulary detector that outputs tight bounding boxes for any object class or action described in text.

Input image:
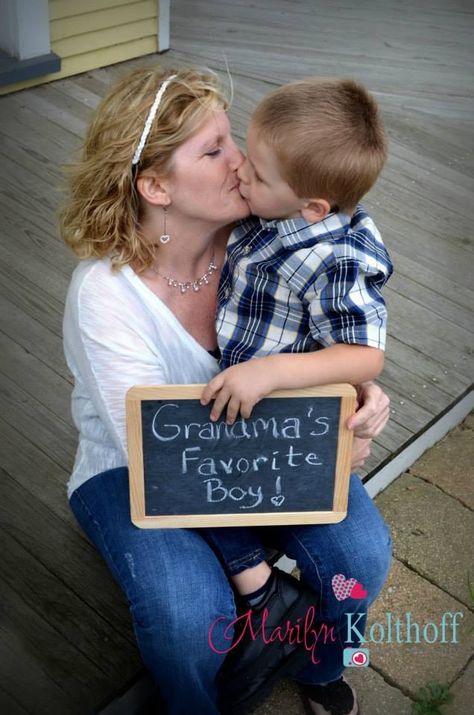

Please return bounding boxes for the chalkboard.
[126,384,356,528]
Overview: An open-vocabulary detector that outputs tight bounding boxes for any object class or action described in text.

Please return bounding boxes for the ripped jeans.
[70,469,391,715]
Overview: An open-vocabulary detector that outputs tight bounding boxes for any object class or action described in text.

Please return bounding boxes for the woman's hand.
[351,437,372,470]
[201,359,276,424]
[347,381,390,439]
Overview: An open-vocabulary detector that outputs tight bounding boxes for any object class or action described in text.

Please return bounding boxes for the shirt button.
[225,287,231,298]
[243,245,251,254]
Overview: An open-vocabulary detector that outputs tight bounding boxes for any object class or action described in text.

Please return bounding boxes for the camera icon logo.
[343,647,370,667]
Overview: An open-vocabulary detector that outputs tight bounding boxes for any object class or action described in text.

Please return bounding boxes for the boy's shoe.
[301,677,360,715]
[217,566,317,714]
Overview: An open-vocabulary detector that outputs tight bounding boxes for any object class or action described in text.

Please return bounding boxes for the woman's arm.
[64,267,168,456]
[348,382,390,470]
[351,437,372,470]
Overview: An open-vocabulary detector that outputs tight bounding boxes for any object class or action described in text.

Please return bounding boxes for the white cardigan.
[63,259,220,497]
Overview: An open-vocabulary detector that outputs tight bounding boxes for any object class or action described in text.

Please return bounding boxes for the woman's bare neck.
[141,218,232,277]
[134,222,232,351]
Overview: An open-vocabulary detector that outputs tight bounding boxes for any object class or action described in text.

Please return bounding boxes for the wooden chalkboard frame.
[126,383,356,528]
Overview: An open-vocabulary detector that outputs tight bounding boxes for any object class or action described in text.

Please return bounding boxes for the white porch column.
[157,0,171,52]
[0,0,50,60]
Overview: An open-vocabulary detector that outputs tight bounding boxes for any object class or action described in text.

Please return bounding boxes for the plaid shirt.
[216,205,392,369]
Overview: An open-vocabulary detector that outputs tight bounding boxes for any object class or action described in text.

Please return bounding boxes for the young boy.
[201,78,392,713]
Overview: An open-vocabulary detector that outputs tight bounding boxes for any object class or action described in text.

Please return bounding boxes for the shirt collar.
[272,212,353,247]
[258,217,279,229]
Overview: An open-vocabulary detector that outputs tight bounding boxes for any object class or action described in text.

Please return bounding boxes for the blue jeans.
[200,524,269,575]
[70,469,391,715]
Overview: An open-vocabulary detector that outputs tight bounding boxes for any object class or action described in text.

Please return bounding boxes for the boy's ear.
[300,198,331,223]
[136,171,171,207]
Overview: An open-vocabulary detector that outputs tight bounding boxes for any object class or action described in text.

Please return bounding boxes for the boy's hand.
[201,360,276,424]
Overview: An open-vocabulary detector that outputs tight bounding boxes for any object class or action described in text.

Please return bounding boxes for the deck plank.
[0,529,140,684]
[386,293,474,381]
[388,249,474,315]
[0,296,68,378]
[0,416,76,527]
[384,337,471,399]
[0,628,82,715]
[0,95,78,165]
[0,468,137,640]
[0,263,64,338]
[17,84,91,137]
[0,182,62,248]
[0,368,76,469]
[0,688,29,715]
[0,239,71,305]
[0,574,114,709]
[0,200,72,280]
[1,332,73,423]
[0,135,62,188]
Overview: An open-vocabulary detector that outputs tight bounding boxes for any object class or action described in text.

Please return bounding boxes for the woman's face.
[164,109,249,228]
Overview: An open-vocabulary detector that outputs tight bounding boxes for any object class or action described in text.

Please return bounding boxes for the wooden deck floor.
[0,1,473,712]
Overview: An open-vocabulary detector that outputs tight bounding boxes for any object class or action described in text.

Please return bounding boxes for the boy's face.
[237,122,305,220]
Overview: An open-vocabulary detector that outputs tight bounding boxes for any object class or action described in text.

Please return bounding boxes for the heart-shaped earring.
[159,206,171,244]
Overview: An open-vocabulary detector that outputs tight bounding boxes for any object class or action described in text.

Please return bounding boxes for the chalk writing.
[152,402,330,442]
[140,395,341,516]
[204,479,264,509]
[271,476,285,507]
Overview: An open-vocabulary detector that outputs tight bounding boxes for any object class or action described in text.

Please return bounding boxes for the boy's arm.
[201,343,384,424]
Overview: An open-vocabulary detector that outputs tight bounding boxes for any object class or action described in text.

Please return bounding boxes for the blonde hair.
[252,78,387,212]
[59,66,228,272]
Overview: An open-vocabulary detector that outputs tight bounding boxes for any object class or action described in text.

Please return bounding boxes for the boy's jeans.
[70,468,391,715]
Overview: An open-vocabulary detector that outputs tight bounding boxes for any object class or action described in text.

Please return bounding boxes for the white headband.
[131,74,178,166]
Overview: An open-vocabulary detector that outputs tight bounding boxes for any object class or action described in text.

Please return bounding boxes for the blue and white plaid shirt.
[216,205,392,369]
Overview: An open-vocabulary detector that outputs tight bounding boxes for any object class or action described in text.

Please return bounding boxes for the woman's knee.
[302,530,391,607]
[127,558,236,689]
[284,478,392,604]
[353,524,392,602]
[339,475,392,594]
[130,541,235,636]
[332,507,392,601]
[131,580,233,640]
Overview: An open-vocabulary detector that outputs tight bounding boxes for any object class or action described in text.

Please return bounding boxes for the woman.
[60,66,391,715]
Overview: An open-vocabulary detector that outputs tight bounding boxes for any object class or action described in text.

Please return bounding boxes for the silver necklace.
[151,254,218,295]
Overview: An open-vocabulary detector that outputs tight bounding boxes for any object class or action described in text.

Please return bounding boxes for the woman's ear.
[136,172,171,207]
[300,198,331,223]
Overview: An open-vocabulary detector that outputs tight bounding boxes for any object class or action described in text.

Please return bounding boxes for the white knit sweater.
[63,259,219,497]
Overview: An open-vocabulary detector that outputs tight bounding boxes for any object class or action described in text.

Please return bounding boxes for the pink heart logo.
[331,574,368,601]
[331,574,357,601]
[350,582,368,599]
[353,652,366,665]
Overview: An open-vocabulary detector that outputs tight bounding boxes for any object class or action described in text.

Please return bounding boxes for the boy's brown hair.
[252,78,387,212]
